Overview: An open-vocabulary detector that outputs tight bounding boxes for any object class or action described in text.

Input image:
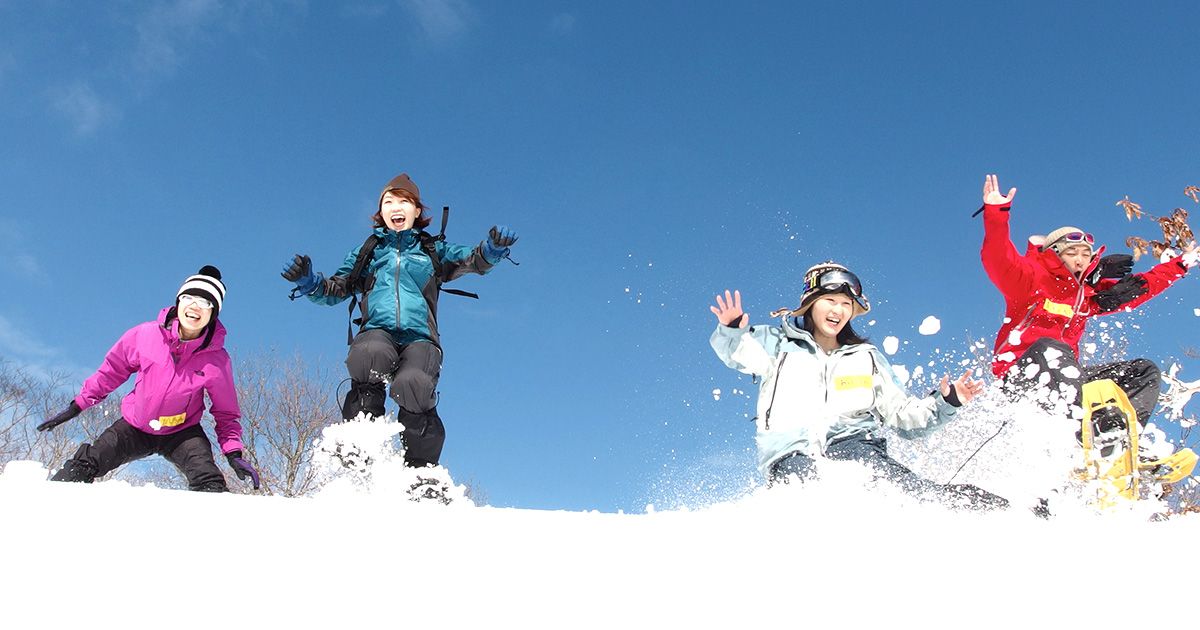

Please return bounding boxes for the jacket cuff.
[941,384,963,408]
[713,323,748,339]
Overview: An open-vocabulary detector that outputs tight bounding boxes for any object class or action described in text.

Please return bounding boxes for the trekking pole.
[946,419,1010,483]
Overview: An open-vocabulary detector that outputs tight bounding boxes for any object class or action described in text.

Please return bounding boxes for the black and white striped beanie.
[176,265,226,318]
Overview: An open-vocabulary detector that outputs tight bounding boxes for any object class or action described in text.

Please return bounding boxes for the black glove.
[37,401,82,432]
[225,450,261,490]
[1086,254,1134,286]
[1093,275,1148,312]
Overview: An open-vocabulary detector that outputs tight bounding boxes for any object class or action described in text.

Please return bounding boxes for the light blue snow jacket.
[710,317,959,475]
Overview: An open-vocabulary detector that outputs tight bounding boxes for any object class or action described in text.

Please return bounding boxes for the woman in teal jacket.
[283,172,517,467]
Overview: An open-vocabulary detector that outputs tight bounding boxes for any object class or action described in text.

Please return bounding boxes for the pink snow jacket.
[74,308,244,454]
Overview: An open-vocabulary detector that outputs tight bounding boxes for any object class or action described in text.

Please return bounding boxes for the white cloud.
[0,220,44,280]
[399,0,474,43]
[51,81,115,136]
[548,13,575,36]
[131,0,223,78]
[0,315,56,360]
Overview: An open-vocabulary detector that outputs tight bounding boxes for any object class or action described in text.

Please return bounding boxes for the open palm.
[983,173,1017,206]
[710,289,748,327]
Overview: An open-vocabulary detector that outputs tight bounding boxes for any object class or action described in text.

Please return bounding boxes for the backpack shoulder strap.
[344,233,381,345]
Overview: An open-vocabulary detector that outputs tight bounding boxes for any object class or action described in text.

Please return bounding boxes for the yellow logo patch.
[1042,299,1074,317]
[157,412,187,428]
[834,375,873,390]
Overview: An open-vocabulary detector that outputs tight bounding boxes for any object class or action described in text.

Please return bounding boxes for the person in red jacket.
[979,174,1196,430]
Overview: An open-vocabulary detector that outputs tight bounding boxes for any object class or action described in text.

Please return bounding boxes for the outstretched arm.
[439,226,519,281]
[75,326,141,410]
[709,290,777,375]
[1094,240,1194,314]
[979,174,1038,299]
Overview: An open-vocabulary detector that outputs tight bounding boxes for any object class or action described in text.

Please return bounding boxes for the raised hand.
[982,174,1017,206]
[281,254,318,296]
[940,370,985,405]
[489,225,519,248]
[710,289,748,328]
[1181,240,1199,269]
[483,226,518,262]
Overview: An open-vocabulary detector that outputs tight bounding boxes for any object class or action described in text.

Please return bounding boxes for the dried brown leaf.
[1117,196,1144,221]
[1185,186,1200,204]
[1126,236,1149,261]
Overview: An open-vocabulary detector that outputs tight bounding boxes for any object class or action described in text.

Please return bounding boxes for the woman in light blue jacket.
[710,262,1007,509]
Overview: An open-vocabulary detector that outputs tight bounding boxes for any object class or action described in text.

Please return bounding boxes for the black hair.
[164,306,216,351]
[800,310,870,347]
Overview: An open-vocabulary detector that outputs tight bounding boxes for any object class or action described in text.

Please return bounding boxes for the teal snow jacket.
[309,227,497,346]
[711,317,960,475]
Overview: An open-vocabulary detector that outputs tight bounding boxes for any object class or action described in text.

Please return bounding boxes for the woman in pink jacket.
[37,266,258,492]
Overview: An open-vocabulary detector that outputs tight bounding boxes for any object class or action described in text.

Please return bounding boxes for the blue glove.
[281,254,319,296]
[483,226,518,262]
[225,450,260,490]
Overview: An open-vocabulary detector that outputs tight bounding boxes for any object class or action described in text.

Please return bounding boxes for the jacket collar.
[1025,239,1106,281]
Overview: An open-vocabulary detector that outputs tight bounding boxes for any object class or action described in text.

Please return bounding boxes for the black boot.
[51,444,99,483]
[397,407,446,467]
[341,380,387,421]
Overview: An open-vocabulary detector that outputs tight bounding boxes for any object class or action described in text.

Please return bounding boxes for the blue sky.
[2,1,1198,511]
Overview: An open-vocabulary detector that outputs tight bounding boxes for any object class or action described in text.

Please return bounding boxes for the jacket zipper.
[394,236,402,323]
[763,353,789,431]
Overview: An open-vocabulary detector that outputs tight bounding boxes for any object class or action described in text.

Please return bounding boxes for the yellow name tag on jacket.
[1042,299,1074,317]
[157,412,187,428]
[834,375,873,390]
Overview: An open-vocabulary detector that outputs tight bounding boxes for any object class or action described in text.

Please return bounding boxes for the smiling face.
[808,292,854,346]
[380,190,419,232]
[177,294,214,340]
[1057,244,1093,276]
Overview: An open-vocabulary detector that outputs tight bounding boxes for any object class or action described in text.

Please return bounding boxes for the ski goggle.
[178,294,214,310]
[1049,231,1094,248]
[803,268,864,298]
[801,267,870,313]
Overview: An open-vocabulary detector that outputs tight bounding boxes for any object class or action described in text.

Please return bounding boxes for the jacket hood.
[1024,237,1105,279]
[156,306,227,351]
[780,316,872,356]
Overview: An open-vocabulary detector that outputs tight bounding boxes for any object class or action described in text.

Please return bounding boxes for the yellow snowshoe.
[1077,379,1199,509]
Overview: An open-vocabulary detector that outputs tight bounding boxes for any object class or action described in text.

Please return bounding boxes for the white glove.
[1182,249,1200,269]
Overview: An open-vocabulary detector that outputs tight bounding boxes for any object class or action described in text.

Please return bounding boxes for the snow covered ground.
[3,412,1195,629]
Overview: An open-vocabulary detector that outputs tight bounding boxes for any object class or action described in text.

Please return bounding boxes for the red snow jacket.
[980,201,1189,377]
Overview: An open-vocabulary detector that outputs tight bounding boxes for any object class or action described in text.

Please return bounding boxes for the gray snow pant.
[344,330,446,466]
[769,436,1009,510]
[1003,337,1161,427]
[51,420,228,491]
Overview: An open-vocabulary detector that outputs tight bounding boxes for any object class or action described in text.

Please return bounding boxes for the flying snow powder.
[882,336,900,355]
[712,389,721,401]
[918,316,941,335]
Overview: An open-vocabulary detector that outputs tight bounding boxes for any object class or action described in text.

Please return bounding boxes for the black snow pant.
[50,420,228,492]
[343,329,446,467]
[1003,337,1161,427]
[769,436,1009,511]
